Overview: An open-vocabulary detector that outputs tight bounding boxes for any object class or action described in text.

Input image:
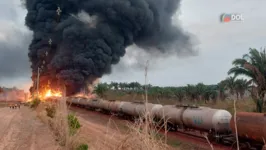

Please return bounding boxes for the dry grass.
[36,99,87,150]
[114,119,169,150]
[200,99,256,113]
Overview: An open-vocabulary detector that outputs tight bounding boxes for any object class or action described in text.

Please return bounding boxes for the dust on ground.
[0,106,59,150]
[70,107,126,149]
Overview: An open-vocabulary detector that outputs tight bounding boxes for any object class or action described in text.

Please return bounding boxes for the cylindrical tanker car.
[228,112,266,149]
[182,106,232,133]
[153,105,232,137]
[66,97,266,149]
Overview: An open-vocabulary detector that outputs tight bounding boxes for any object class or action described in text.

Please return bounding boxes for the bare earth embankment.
[0,106,59,150]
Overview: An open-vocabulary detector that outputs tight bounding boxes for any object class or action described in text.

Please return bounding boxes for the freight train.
[66,97,266,150]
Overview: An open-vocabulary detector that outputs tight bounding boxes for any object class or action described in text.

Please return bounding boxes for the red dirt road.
[0,106,59,150]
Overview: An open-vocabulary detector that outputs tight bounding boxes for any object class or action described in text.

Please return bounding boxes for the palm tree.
[174,87,186,102]
[228,48,266,112]
[110,82,119,90]
[217,80,227,101]
[195,83,207,101]
[203,86,218,103]
[224,76,236,97]
[184,84,197,102]
[234,79,251,99]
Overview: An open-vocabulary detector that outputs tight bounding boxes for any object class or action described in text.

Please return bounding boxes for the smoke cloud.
[24,0,196,95]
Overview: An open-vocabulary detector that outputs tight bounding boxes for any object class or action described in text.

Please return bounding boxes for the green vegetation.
[93,48,266,112]
[95,79,249,103]
[45,105,56,118]
[68,113,81,136]
[93,83,109,98]
[30,98,41,109]
[76,144,89,150]
[228,48,266,112]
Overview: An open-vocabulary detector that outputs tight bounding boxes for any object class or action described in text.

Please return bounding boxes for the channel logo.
[220,13,244,23]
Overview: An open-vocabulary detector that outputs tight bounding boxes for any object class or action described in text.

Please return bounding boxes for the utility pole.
[144,60,149,104]
[36,67,40,98]
[144,60,149,134]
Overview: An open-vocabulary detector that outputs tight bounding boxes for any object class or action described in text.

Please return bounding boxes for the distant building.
[0,87,27,102]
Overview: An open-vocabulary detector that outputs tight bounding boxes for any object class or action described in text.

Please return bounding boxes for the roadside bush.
[30,98,41,109]
[24,102,31,107]
[45,105,56,118]
[68,113,81,136]
[76,144,88,150]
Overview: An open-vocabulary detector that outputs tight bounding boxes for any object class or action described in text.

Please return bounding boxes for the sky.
[0,0,265,92]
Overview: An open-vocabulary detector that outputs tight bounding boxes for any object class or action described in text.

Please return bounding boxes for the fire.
[44,89,62,99]
[73,93,97,99]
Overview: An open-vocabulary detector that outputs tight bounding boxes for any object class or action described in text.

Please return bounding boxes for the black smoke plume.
[24,0,195,96]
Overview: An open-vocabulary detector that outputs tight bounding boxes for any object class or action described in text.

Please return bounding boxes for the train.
[65,97,266,150]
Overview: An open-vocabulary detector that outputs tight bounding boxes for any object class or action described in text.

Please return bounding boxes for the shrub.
[76,144,88,150]
[45,105,56,118]
[30,98,41,109]
[68,113,81,136]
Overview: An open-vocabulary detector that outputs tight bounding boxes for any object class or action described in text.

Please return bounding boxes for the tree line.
[95,48,266,112]
[95,78,250,103]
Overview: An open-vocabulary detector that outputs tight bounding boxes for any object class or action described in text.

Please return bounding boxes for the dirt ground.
[70,107,125,150]
[0,106,59,150]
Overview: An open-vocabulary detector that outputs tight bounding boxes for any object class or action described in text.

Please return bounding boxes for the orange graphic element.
[223,17,230,22]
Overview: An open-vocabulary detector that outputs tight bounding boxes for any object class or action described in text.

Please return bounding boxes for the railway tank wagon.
[119,102,139,119]
[66,97,81,106]
[98,100,111,112]
[153,105,232,136]
[155,105,185,130]
[97,100,122,114]
[182,106,232,134]
[108,100,121,114]
[87,99,103,110]
[134,102,155,118]
[150,104,163,119]
[67,97,90,108]
[229,112,266,149]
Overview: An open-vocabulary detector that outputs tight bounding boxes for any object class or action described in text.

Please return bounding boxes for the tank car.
[107,100,121,113]
[134,102,155,118]
[119,102,139,117]
[78,97,90,107]
[68,97,90,108]
[182,106,232,133]
[98,100,111,111]
[67,97,80,105]
[156,105,185,130]
[87,99,103,110]
[150,104,163,119]
[229,112,266,149]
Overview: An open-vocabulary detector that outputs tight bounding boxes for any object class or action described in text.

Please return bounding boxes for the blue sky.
[0,0,265,91]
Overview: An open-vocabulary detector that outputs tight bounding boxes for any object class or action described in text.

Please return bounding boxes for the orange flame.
[44,89,62,99]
